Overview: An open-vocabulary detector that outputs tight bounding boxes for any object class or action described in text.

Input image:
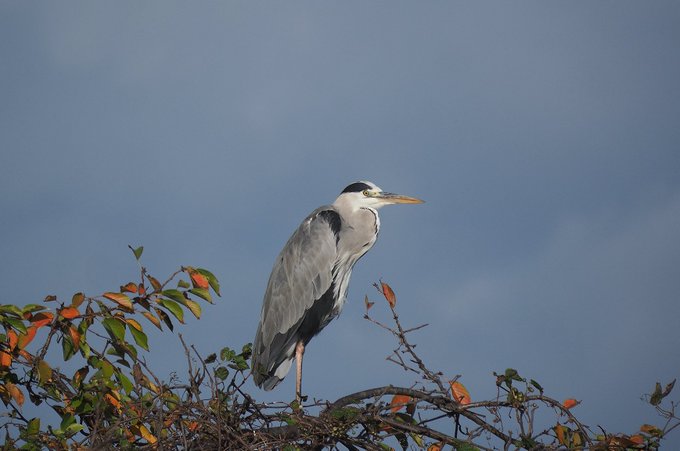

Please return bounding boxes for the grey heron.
[252,181,423,402]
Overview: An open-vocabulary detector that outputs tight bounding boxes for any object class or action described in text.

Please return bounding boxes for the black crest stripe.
[341,182,372,194]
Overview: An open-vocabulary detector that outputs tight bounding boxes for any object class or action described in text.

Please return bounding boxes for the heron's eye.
[362,190,370,197]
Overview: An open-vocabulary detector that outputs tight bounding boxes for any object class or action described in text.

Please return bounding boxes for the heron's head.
[334,181,424,211]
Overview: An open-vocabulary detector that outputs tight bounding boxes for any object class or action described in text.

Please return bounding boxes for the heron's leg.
[295,340,305,405]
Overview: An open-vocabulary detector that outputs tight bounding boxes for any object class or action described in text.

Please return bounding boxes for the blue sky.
[2,1,679,445]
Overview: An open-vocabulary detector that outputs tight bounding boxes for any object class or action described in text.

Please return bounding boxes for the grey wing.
[252,207,341,389]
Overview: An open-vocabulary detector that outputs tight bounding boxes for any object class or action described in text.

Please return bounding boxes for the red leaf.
[381,282,396,308]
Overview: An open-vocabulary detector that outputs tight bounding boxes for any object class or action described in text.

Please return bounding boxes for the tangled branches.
[1,253,677,450]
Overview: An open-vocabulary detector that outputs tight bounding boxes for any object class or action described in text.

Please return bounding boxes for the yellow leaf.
[103,292,133,310]
[126,319,143,332]
[449,381,471,405]
[381,281,396,308]
[133,424,157,444]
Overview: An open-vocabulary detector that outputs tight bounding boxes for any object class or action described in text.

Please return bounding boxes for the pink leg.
[295,340,305,404]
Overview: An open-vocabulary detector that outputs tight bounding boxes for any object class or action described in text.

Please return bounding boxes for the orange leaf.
[449,381,471,405]
[640,424,661,435]
[562,398,580,410]
[68,326,81,347]
[72,366,89,386]
[60,307,80,320]
[5,382,24,407]
[187,421,200,432]
[7,330,18,351]
[629,434,645,445]
[142,312,162,330]
[103,292,133,310]
[555,424,567,445]
[121,282,138,293]
[30,312,54,329]
[364,295,374,311]
[105,393,121,411]
[190,272,209,290]
[389,394,412,413]
[138,284,146,296]
[0,351,11,368]
[427,444,443,451]
[381,281,396,308]
[17,326,37,350]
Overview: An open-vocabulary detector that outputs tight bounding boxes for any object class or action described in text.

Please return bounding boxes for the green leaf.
[5,317,27,334]
[155,307,174,331]
[22,304,47,314]
[60,414,76,431]
[204,353,217,364]
[215,366,229,380]
[159,298,184,324]
[37,360,52,386]
[62,337,76,361]
[220,347,235,361]
[189,288,212,303]
[64,423,84,437]
[530,379,544,393]
[0,304,23,317]
[182,299,202,319]
[130,245,144,260]
[102,318,126,341]
[197,268,220,296]
[26,418,41,437]
[177,279,190,289]
[129,326,149,351]
[161,289,185,304]
[116,371,134,394]
[101,360,114,379]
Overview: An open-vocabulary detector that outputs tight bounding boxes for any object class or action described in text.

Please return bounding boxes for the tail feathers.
[253,355,294,391]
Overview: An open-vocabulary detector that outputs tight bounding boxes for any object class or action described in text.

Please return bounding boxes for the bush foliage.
[1,248,677,450]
